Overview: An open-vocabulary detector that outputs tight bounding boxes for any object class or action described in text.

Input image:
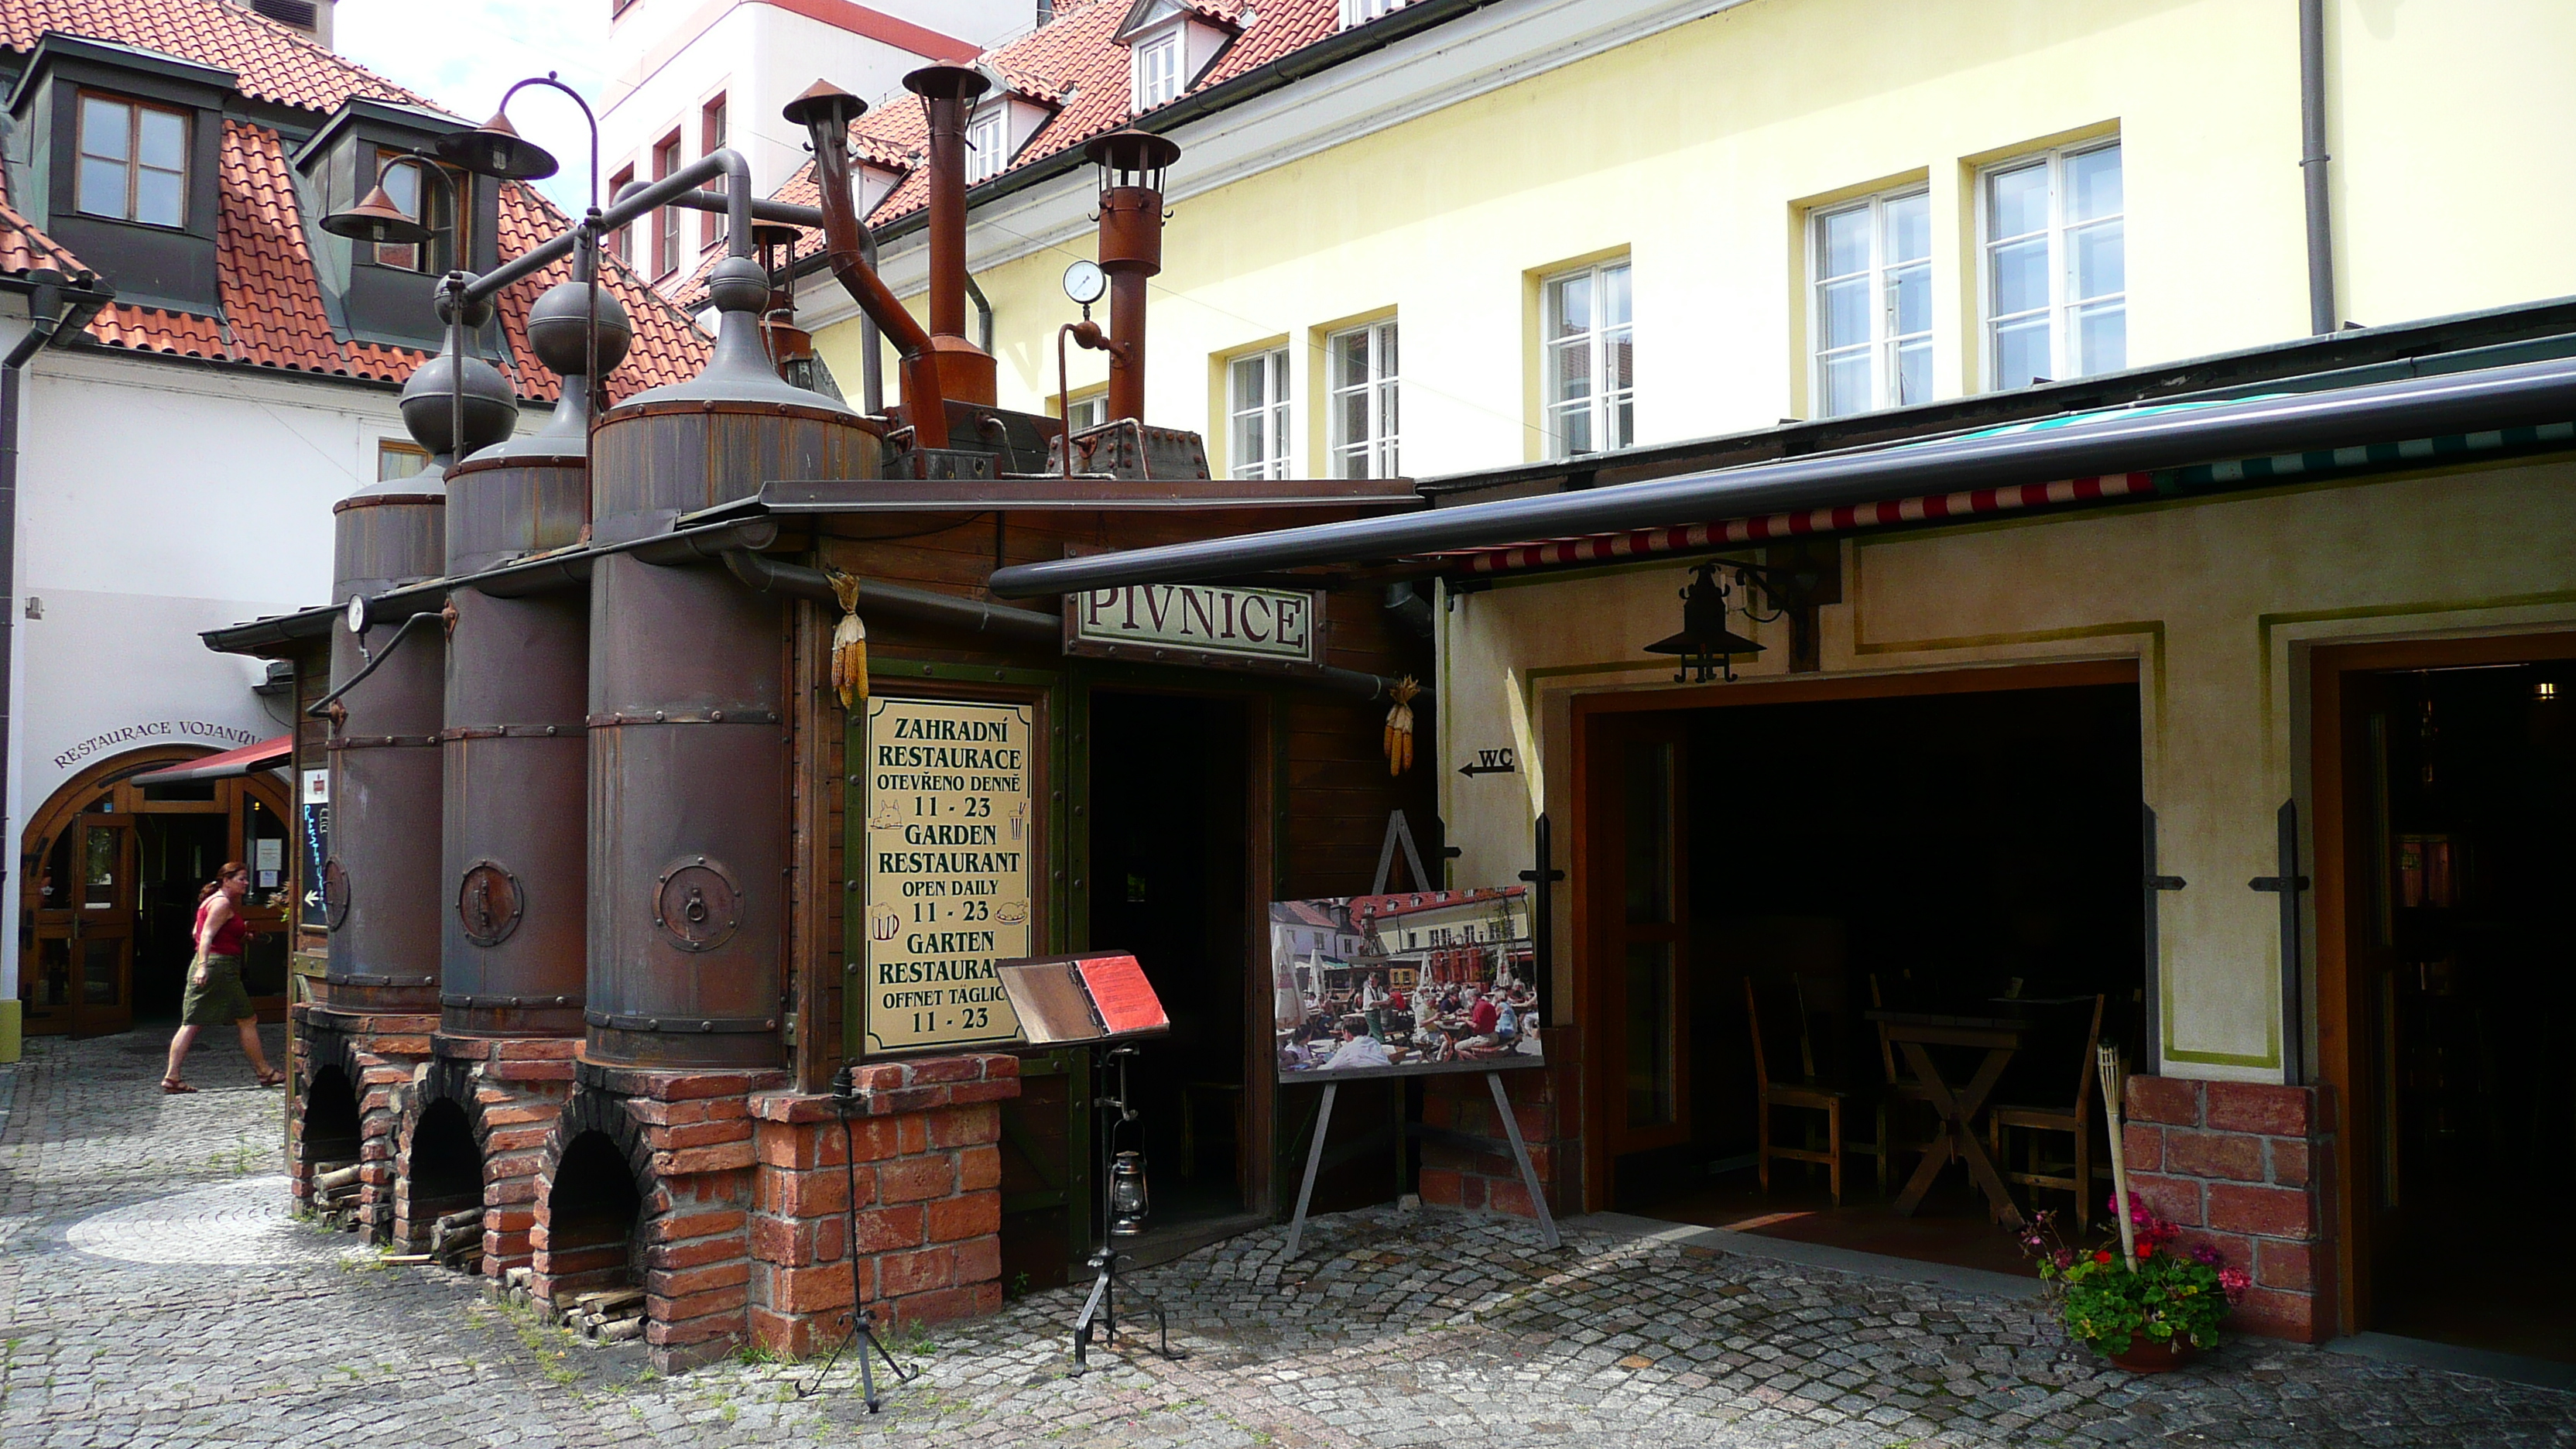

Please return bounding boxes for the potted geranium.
[2020,1195,2249,1372]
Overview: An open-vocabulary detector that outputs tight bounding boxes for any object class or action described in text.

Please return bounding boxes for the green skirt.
[181,954,254,1026]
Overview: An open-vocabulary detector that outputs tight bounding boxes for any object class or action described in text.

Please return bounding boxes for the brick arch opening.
[406,1099,484,1245]
[302,1064,362,1172]
[536,1091,657,1303]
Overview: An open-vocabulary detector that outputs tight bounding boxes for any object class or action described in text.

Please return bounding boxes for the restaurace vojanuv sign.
[1065,583,1326,673]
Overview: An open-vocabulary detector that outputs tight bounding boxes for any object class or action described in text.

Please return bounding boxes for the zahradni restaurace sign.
[1065,583,1324,673]
[861,697,1035,1056]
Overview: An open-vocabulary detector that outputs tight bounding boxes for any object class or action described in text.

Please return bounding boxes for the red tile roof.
[696,0,1403,299]
[0,0,710,399]
[0,0,423,112]
[0,192,92,286]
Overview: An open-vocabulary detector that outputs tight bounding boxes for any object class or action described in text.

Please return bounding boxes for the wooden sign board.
[996,952,1171,1044]
[860,697,1036,1056]
[1063,583,1327,677]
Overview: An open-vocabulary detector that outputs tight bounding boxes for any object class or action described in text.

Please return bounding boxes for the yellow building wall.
[1436,461,2576,1084]
[813,0,2576,479]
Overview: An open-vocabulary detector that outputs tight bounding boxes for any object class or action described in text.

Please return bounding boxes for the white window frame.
[1341,0,1414,25]
[1542,259,1634,460]
[1227,347,1293,481]
[1064,389,1108,434]
[1808,186,1931,417]
[1978,139,2124,390]
[1327,318,1399,480]
[963,101,1009,186]
[1132,27,1185,111]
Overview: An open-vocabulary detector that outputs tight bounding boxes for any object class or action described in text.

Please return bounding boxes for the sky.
[334,1,615,215]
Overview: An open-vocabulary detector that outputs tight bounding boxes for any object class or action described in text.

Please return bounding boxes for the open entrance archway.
[19,745,293,1036]
[544,1129,646,1298]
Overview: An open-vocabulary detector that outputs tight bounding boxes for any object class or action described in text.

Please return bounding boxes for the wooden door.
[2333,667,2405,1317]
[69,816,137,1038]
[1588,712,1692,1159]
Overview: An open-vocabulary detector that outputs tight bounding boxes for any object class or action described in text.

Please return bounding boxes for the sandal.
[159,1077,198,1094]
[257,1070,286,1088]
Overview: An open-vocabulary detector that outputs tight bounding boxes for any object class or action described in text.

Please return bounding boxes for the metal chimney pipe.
[785,80,950,447]
[903,64,999,407]
[1084,130,1181,425]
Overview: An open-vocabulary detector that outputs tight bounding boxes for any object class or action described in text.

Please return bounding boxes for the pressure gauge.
[345,594,370,635]
[1062,259,1108,307]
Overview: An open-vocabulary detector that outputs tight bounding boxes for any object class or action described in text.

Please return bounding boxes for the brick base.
[2122,1074,2338,1343]
[1417,1056,1573,1221]
[390,1034,578,1273]
[745,1053,1019,1356]
[529,1060,785,1375]
[289,1005,438,1242]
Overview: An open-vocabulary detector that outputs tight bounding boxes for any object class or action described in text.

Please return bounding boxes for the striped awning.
[1450,418,2576,575]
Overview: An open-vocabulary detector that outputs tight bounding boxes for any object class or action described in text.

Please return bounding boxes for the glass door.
[70,816,136,1038]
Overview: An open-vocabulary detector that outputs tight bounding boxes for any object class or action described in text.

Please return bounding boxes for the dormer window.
[76,92,188,227]
[1133,29,1184,111]
[1118,0,1235,114]
[964,101,1008,186]
[1341,0,1413,26]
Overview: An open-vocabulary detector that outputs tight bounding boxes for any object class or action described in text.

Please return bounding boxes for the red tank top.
[197,896,248,957]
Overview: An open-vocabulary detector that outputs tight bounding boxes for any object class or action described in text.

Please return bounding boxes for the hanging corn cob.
[1382,677,1420,776]
[827,567,868,709]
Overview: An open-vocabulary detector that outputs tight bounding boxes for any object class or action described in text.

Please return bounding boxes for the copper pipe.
[903,66,999,407]
[1057,320,1122,479]
[1085,131,1179,425]
[786,84,949,450]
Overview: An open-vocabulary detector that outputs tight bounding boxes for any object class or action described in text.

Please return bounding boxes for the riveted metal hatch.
[321,858,351,930]
[457,860,525,947]
[654,857,742,954]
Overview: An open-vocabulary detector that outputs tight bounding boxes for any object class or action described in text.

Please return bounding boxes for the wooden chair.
[1861,973,1939,1194]
[1986,993,2107,1228]
[1745,975,1847,1205]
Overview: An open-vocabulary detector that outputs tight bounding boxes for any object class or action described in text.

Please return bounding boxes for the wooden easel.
[1281,812,1560,1260]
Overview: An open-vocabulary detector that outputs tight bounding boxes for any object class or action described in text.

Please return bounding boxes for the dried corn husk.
[1383,677,1420,776]
[827,568,868,709]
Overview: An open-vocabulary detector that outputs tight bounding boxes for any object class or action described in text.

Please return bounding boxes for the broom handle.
[2097,1043,2139,1271]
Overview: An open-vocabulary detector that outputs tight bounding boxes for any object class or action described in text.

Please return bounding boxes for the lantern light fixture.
[1643,560,1776,683]
[319,153,444,246]
[1108,1149,1151,1237]
[1084,128,1180,199]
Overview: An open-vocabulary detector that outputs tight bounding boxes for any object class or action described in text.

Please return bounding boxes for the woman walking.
[160,862,282,1094]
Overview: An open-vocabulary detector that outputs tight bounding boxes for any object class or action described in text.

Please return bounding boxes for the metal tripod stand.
[1070,1044,1183,1372]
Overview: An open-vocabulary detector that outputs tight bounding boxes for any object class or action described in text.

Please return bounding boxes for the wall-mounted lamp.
[1644,561,1770,683]
[2538,680,2561,704]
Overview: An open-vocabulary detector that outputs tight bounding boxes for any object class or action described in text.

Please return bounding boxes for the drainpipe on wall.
[0,280,70,887]
[2300,0,2335,335]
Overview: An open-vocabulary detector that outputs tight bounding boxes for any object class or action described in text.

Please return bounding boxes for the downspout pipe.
[2300,0,2334,336]
[784,81,949,447]
[986,354,2576,598]
[0,280,71,892]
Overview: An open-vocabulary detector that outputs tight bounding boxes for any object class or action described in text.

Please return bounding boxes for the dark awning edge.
[129,735,293,785]
[983,356,2576,598]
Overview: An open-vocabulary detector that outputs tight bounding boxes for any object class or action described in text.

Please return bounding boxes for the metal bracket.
[2147,875,2187,891]
[2249,875,2311,892]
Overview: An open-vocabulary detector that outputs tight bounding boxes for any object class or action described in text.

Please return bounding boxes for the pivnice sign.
[1064,582,1327,676]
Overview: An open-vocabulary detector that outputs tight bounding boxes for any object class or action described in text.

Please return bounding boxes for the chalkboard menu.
[860,697,1036,1054]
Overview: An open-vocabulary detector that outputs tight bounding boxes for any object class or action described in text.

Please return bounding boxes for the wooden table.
[1867,1010,2029,1225]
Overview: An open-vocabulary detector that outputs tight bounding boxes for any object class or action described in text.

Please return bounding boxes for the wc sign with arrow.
[1458,747,1518,777]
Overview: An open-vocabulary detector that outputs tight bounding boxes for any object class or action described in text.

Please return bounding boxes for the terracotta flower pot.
[2105,1336,2199,1373]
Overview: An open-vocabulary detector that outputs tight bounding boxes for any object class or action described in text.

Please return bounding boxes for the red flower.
[2094,1250,2114,1264]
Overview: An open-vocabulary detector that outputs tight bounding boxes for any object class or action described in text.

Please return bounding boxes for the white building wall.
[601,0,1036,290]
[0,345,533,1002]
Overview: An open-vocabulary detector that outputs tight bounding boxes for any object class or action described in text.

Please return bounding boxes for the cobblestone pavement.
[3,1031,2569,1448]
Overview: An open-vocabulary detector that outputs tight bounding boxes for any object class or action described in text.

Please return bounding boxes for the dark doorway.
[1592,674,2143,1271]
[134,812,228,1021]
[2340,659,2576,1364]
[301,1066,361,1170]
[1087,690,1253,1239]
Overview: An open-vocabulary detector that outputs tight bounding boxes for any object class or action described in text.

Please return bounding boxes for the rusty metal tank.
[437,280,629,1037]
[583,256,878,1067]
[324,304,515,1013]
